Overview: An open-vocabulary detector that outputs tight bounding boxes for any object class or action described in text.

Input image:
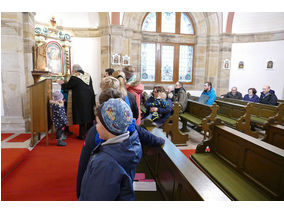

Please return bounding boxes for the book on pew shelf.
[133,181,157,191]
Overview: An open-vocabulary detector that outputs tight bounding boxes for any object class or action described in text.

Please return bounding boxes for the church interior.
[1,8,284,206]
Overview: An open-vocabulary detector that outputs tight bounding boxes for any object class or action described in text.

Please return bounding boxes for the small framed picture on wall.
[238,61,244,69]
[266,60,274,70]
[223,59,230,69]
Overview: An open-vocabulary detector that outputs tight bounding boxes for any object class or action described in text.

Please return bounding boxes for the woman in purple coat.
[243,88,259,103]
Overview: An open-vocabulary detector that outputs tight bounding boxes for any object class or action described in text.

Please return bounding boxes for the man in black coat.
[221,86,243,100]
[59,64,96,140]
[259,85,278,106]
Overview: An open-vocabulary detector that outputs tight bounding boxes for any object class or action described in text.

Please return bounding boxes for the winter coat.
[126,82,144,125]
[144,96,172,125]
[61,70,96,124]
[199,88,216,106]
[173,87,188,112]
[243,94,259,103]
[259,90,278,106]
[223,91,243,100]
[79,131,142,201]
[50,100,68,129]
[127,91,139,120]
[76,122,165,199]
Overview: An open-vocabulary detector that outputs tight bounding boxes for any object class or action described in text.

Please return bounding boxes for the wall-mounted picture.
[238,61,244,69]
[266,60,274,69]
[112,54,121,65]
[223,59,230,69]
[122,55,130,66]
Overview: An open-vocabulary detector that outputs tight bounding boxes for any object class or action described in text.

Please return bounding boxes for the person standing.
[172,81,187,112]
[198,82,216,106]
[58,64,96,140]
[259,85,278,106]
[122,66,144,125]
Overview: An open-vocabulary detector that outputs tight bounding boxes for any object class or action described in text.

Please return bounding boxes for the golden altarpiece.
[29,18,72,146]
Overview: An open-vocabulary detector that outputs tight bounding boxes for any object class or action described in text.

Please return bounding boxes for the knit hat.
[52,91,63,101]
[97,98,133,135]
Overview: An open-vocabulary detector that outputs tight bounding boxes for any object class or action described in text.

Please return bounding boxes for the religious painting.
[112,54,121,65]
[223,59,230,69]
[266,60,273,69]
[46,42,63,74]
[238,61,244,69]
[122,55,130,66]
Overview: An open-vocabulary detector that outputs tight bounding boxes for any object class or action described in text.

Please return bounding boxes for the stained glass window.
[180,13,194,34]
[142,12,156,32]
[141,43,156,81]
[161,45,174,82]
[161,12,176,33]
[179,45,193,82]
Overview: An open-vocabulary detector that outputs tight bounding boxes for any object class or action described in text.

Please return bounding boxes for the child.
[50,91,68,146]
[79,98,142,201]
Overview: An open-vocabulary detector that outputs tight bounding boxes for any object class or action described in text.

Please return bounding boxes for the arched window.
[141,12,195,83]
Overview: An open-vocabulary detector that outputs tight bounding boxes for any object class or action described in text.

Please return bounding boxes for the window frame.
[140,42,195,84]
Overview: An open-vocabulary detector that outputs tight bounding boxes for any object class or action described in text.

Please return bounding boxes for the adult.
[112,70,139,121]
[243,88,259,103]
[105,68,114,77]
[198,82,216,106]
[122,66,144,125]
[58,64,96,140]
[143,86,172,127]
[259,85,278,106]
[172,81,187,112]
[221,87,243,100]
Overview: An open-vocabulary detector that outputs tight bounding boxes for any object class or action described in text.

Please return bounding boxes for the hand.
[57,79,64,85]
[150,107,158,112]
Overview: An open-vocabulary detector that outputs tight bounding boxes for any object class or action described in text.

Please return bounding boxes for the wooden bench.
[191,123,284,200]
[179,99,219,134]
[141,127,230,201]
[217,97,284,127]
[263,123,284,150]
[215,99,258,138]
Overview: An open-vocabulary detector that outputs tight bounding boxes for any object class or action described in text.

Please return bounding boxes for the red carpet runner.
[1,133,14,141]
[7,133,31,143]
[1,125,83,201]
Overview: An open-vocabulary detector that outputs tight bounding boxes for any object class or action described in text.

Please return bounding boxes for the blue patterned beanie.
[97,98,133,135]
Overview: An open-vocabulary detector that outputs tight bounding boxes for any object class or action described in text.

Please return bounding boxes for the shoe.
[141,118,157,128]
[57,139,67,146]
[77,136,85,140]
[60,134,67,140]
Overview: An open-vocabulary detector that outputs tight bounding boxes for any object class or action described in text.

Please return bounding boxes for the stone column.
[1,12,35,132]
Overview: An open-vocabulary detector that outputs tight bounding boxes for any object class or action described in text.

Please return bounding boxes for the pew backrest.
[263,124,284,150]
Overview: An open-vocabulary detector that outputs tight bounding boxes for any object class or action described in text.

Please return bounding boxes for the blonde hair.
[112,70,128,96]
[100,76,120,91]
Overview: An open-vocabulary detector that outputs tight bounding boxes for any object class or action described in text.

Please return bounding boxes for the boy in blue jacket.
[198,81,216,106]
[79,98,142,201]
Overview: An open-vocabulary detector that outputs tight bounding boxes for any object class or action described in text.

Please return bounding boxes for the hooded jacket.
[173,87,188,112]
[126,82,144,125]
[259,89,278,106]
[79,130,142,201]
[199,87,216,106]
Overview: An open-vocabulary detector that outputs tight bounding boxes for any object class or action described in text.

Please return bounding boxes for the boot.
[60,134,67,140]
[57,139,67,146]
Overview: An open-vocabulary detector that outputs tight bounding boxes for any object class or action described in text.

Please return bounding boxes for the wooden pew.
[215,100,258,138]
[217,97,284,127]
[191,123,284,200]
[141,127,230,201]
[263,123,284,150]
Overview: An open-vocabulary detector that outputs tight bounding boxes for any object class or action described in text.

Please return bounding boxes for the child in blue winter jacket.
[79,98,142,201]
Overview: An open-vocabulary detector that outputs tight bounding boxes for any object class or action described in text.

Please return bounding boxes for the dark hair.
[122,66,134,81]
[205,81,212,88]
[98,88,124,104]
[152,86,165,96]
[105,68,114,76]
[248,88,257,95]
[177,81,183,88]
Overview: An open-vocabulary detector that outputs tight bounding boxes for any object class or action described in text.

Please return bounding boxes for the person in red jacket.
[122,66,144,125]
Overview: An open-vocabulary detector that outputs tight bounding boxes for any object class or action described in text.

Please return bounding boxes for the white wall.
[71,37,101,95]
[229,40,284,99]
